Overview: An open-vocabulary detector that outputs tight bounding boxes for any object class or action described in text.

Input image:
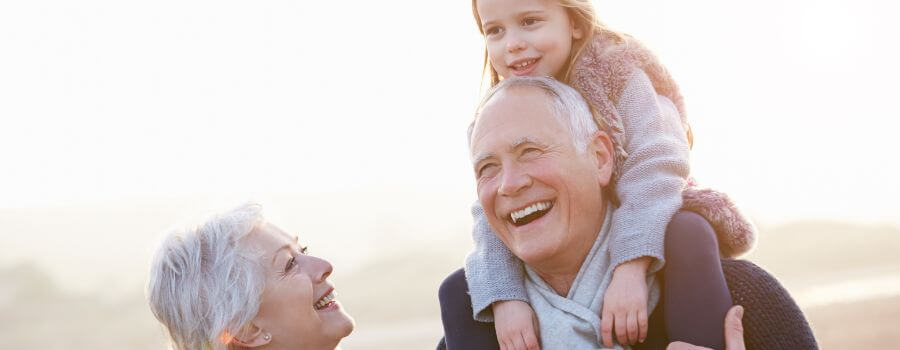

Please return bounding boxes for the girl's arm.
[608,68,690,275]
[464,201,529,322]
[593,69,691,347]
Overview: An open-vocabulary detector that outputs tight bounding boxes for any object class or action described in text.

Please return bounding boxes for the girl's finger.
[615,312,629,345]
[638,308,649,343]
[601,310,615,348]
[626,310,638,344]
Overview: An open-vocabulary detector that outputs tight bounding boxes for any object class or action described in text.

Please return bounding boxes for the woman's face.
[244,223,354,349]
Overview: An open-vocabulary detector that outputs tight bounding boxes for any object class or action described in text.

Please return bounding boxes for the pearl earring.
[264,334,271,341]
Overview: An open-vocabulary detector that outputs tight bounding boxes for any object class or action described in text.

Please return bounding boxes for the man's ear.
[590,131,615,187]
[230,323,271,348]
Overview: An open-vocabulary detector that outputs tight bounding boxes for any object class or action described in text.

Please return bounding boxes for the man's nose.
[498,165,531,196]
[303,255,333,284]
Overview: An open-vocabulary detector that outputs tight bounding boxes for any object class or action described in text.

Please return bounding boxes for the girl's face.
[477,0,583,80]
[244,223,354,349]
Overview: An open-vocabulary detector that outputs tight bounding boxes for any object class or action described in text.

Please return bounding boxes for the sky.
[1,0,898,224]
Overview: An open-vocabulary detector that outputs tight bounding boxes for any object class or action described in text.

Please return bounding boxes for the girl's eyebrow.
[481,9,546,28]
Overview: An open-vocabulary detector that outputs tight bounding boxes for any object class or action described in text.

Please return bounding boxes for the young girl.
[460,0,756,349]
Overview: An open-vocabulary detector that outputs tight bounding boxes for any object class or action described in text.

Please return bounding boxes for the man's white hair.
[147,203,266,350]
[468,76,601,152]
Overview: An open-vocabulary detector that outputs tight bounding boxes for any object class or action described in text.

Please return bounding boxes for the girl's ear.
[571,18,584,40]
[230,324,272,348]
[572,25,584,40]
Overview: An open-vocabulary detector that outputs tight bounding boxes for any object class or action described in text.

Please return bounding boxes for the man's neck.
[530,202,609,296]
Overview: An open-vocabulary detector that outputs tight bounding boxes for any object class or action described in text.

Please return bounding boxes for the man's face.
[469,86,613,268]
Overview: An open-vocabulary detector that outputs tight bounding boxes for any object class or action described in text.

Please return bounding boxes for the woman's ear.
[590,131,615,187]
[230,324,272,348]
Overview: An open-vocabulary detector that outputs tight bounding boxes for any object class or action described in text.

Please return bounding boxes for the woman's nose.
[304,256,333,283]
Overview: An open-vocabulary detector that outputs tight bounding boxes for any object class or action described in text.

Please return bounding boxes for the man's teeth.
[510,202,551,223]
[315,291,335,309]
[513,59,536,68]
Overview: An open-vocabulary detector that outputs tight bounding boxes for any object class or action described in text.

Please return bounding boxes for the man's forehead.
[473,89,562,141]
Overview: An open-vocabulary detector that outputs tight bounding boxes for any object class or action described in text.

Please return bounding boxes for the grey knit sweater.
[524,204,659,349]
[465,69,690,321]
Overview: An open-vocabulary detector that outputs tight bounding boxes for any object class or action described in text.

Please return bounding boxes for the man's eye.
[522,148,542,158]
[478,164,499,178]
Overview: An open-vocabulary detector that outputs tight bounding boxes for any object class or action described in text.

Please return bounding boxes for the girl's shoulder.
[572,30,686,124]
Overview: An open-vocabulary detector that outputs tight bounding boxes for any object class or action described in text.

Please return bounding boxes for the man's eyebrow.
[472,152,496,166]
[510,136,546,150]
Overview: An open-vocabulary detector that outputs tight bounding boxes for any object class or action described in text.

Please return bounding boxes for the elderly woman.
[147,203,354,350]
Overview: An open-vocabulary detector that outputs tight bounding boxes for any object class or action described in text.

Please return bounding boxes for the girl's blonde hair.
[472,0,624,86]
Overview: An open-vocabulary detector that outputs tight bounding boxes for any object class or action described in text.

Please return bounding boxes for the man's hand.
[601,257,651,347]
[492,300,541,350]
[666,305,746,350]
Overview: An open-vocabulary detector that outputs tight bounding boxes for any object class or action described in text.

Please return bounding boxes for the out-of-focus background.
[1,0,898,349]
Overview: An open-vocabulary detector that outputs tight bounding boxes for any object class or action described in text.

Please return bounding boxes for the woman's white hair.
[469,76,602,152]
[147,202,266,350]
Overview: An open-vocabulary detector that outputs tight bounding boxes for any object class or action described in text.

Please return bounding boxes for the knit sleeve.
[464,200,530,322]
[608,69,691,274]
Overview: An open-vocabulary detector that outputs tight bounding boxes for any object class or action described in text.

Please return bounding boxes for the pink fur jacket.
[571,31,756,257]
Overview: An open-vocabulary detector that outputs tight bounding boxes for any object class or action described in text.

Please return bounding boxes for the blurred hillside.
[1,204,899,349]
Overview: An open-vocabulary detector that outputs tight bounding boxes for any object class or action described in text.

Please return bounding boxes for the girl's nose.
[506,36,526,54]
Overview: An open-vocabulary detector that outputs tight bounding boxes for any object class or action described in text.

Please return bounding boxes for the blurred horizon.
[3,198,900,348]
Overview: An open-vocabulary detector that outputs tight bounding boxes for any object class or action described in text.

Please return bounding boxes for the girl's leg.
[663,210,733,349]
[438,268,500,350]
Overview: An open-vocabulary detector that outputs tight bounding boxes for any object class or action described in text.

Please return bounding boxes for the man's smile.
[508,200,554,226]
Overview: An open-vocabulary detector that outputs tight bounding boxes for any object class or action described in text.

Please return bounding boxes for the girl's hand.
[492,300,541,350]
[601,257,652,347]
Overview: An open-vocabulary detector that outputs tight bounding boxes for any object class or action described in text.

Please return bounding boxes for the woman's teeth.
[510,201,552,224]
[314,291,335,310]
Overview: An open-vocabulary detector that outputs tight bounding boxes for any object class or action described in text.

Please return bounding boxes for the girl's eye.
[484,26,503,37]
[523,17,540,26]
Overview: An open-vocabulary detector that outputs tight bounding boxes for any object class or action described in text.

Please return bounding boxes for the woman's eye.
[285,257,296,272]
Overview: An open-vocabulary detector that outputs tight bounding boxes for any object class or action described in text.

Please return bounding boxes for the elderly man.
[468,76,637,349]
[438,77,816,350]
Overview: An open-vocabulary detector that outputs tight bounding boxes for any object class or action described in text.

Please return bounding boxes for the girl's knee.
[666,210,719,254]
